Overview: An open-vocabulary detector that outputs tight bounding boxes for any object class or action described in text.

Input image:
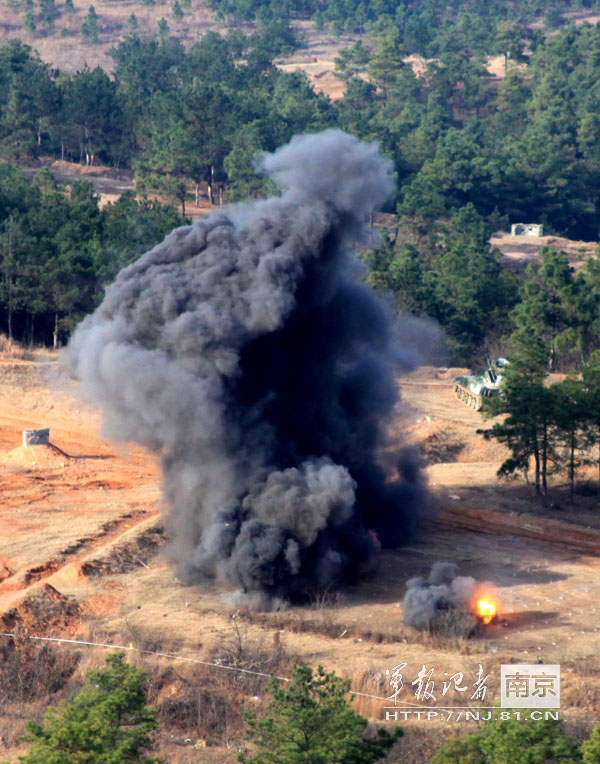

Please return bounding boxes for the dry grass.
[0,622,292,757]
[417,608,479,652]
[420,428,465,464]
[308,588,345,638]
[561,655,600,717]
[0,334,39,361]
[0,0,221,74]
[2,626,597,764]
[208,615,293,694]
[385,726,451,764]
[233,597,476,652]
[239,603,410,645]
[0,631,83,758]
[0,628,81,703]
[101,617,301,750]
[0,698,46,754]
[349,664,389,718]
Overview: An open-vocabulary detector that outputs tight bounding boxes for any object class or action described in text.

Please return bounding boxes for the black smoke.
[65,129,426,603]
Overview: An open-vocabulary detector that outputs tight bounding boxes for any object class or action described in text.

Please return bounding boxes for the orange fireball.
[476,598,496,624]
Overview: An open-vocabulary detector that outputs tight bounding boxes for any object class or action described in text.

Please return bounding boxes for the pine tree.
[171,0,183,20]
[581,354,600,502]
[23,0,36,32]
[239,664,401,764]
[583,725,600,764]
[0,214,31,340]
[157,16,169,41]
[432,715,579,764]
[81,4,99,44]
[550,377,588,505]
[329,19,341,36]
[0,84,37,160]
[479,335,552,497]
[39,0,59,28]
[509,248,577,370]
[19,652,162,763]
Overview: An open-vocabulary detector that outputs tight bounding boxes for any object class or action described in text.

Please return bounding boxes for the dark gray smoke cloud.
[65,129,426,602]
[403,562,497,630]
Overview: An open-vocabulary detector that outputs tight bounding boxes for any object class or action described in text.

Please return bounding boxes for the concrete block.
[23,428,50,447]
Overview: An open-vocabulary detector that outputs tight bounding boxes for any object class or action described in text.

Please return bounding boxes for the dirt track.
[491,231,597,273]
[0,355,599,761]
[1,358,599,641]
[0,356,160,627]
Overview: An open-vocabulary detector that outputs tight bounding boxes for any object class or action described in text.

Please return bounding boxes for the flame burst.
[476,598,496,624]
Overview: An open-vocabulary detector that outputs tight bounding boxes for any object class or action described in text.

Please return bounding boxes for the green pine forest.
[2,1,600,368]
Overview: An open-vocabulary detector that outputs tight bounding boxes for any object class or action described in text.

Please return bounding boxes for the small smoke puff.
[403,579,454,631]
[66,129,425,603]
[403,562,497,630]
[428,562,457,586]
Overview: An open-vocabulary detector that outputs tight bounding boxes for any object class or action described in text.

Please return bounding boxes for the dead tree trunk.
[53,312,59,350]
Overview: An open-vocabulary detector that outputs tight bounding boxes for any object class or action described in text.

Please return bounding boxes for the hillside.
[1,353,599,762]
[5,0,600,96]
[0,0,221,72]
[1,5,600,761]
[491,231,598,273]
[0,0,356,92]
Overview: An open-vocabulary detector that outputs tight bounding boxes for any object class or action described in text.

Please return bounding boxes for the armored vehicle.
[453,358,508,410]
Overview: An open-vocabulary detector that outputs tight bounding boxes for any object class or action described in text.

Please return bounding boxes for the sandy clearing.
[1,351,599,763]
[491,231,597,273]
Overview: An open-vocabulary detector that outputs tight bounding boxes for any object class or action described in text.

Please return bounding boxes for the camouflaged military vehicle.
[453,358,508,410]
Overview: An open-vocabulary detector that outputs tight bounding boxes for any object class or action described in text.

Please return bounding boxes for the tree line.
[6,18,600,239]
[0,164,181,347]
[335,20,600,241]
[481,338,600,503]
[0,24,326,183]
[210,0,593,44]
[4,18,600,360]
[365,218,600,367]
[9,649,600,763]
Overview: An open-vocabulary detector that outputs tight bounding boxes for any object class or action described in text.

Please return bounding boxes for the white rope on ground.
[0,630,424,708]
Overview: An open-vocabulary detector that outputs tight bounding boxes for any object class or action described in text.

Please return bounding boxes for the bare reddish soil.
[1,354,599,762]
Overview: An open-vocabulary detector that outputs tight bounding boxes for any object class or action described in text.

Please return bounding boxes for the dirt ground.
[0,349,599,761]
[22,160,136,207]
[274,48,521,102]
[0,0,350,88]
[274,22,357,100]
[22,158,219,218]
[491,231,598,273]
[0,0,222,74]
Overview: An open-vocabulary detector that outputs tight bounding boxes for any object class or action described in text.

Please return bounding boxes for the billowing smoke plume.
[403,562,498,630]
[66,129,427,602]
